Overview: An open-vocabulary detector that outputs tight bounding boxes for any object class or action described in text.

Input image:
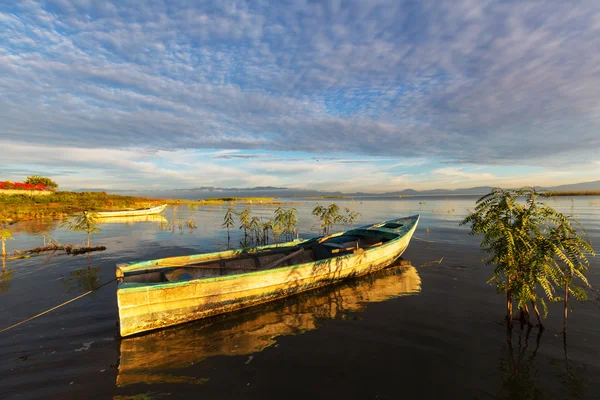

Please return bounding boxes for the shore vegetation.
[0,191,166,224]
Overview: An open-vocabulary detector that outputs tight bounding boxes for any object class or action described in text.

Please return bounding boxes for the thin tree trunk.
[530,300,544,328]
[1,239,5,258]
[519,305,530,326]
[563,279,569,333]
[506,281,513,325]
[87,232,91,248]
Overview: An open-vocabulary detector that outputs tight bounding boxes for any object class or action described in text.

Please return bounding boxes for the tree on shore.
[24,176,58,190]
[63,212,101,248]
[460,187,595,330]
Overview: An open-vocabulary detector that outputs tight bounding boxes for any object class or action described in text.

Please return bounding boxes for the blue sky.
[1,0,599,192]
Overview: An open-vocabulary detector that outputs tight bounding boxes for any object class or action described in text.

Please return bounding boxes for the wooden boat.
[116,263,421,386]
[116,215,419,337]
[95,204,167,218]
[96,214,168,225]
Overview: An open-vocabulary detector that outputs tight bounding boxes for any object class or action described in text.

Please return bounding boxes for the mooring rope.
[413,236,436,243]
[0,278,117,334]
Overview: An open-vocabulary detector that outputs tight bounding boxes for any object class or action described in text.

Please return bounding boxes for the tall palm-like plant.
[261,220,272,245]
[249,216,261,244]
[312,203,343,235]
[273,207,287,242]
[284,208,299,240]
[461,187,595,330]
[222,207,236,247]
[1,228,13,258]
[545,220,595,332]
[238,207,252,243]
[63,212,101,248]
[344,208,362,228]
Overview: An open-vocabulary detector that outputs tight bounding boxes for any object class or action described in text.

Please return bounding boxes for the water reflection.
[0,258,13,293]
[499,326,544,399]
[558,339,589,400]
[499,327,591,400]
[96,215,168,225]
[7,219,60,235]
[62,255,101,293]
[116,262,421,387]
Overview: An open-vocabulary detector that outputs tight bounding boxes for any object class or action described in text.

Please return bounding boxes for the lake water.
[1,195,599,399]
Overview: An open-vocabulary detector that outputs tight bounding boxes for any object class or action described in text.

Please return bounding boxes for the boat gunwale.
[117,215,419,293]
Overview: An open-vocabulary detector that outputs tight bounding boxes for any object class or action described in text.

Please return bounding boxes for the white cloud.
[1,0,599,190]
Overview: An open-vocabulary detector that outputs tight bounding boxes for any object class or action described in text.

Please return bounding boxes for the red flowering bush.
[0,181,48,191]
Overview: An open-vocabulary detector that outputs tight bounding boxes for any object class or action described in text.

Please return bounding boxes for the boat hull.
[116,216,418,337]
[96,204,167,218]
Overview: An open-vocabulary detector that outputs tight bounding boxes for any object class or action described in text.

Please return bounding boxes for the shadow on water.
[499,324,591,400]
[116,261,421,387]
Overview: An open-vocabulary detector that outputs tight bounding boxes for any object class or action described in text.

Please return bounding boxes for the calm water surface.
[1,196,599,399]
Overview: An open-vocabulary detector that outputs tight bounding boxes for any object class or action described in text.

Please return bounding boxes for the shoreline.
[0,192,287,224]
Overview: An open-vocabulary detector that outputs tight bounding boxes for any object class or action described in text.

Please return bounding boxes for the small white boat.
[95,204,167,218]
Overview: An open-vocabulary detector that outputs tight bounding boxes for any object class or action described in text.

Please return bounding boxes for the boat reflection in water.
[96,214,168,225]
[117,261,421,387]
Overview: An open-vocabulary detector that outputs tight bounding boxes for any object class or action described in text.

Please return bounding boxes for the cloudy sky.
[1,0,599,192]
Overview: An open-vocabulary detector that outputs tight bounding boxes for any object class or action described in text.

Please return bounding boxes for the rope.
[413,236,436,243]
[0,278,117,334]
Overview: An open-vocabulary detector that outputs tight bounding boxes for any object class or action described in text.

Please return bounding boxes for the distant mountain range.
[75,180,600,199]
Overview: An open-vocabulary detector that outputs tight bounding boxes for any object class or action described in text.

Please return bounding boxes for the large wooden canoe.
[116,215,419,337]
[95,204,167,218]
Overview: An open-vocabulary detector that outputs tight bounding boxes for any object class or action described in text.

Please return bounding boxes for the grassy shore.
[545,190,600,196]
[0,192,166,224]
[195,197,276,204]
[0,193,286,224]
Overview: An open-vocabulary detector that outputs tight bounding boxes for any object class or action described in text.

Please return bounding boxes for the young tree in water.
[461,187,595,329]
[1,228,13,258]
[249,216,261,245]
[63,212,101,248]
[238,207,252,243]
[545,219,595,333]
[344,208,362,228]
[273,207,287,242]
[284,208,299,240]
[312,203,343,235]
[222,207,236,247]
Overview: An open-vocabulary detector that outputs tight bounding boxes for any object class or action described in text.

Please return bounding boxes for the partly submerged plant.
[461,187,595,330]
[1,228,13,258]
[62,212,101,248]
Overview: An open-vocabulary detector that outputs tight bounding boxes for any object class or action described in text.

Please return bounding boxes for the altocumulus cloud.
[1,0,599,167]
